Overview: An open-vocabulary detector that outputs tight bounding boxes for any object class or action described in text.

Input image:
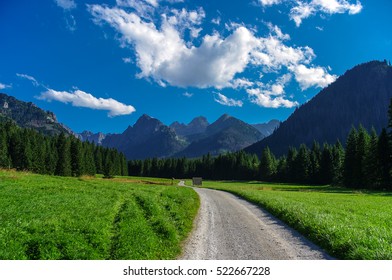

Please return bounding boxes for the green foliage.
[259,147,276,180]
[132,115,391,191]
[0,122,127,177]
[203,180,392,260]
[0,170,199,260]
[129,150,260,181]
[378,129,391,189]
[55,133,72,177]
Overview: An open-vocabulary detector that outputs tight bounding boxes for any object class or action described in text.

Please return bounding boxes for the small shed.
[192,177,202,186]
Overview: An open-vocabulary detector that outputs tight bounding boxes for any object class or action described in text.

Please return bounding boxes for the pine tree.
[45,138,58,175]
[320,143,333,185]
[0,127,11,168]
[31,133,46,174]
[332,141,344,185]
[120,154,128,176]
[70,138,84,177]
[364,129,380,188]
[55,133,72,176]
[356,125,370,188]
[8,130,23,170]
[83,142,96,176]
[309,141,322,184]
[94,146,103,175]
[259,147,276,181]
[344,127,358,188]
[276,156,287,182]
[295,144,310,183]
[378,128,391,190]
[286,147,298,182]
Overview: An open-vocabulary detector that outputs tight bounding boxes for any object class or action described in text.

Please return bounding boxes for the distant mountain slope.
[170,116,209,137]
[102,114,186,159]
[176,114,264,157]
[78,131,107,145]
[252,120,280,137]
[245,60,392,156]
[0,93,72,135]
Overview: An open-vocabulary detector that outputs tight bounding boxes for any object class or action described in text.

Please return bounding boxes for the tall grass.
[0,170,199,260]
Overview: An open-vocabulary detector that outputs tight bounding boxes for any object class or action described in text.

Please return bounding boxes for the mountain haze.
[170,116,209,137]
[245,60,392,156]
[252,120,280,137]
[176,114,264,158]
[102,114,186,159]
[78,131,107,145]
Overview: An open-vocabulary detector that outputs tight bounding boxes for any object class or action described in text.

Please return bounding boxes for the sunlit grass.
[0,170,199,260]
[195,180,392,260]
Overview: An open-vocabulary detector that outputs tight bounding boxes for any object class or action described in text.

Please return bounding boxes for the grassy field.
[190,180,392,260]
[0,170,199,260]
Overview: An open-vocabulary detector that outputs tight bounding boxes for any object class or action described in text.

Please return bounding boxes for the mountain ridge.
[0,93,72,136]
[0,93,279,160]
[245,60,392,156]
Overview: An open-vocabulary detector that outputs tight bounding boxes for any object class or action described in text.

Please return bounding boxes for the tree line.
[129,100,392,191]
[2,99,392,192]
[0,121,128,178]
[128,126,390,191]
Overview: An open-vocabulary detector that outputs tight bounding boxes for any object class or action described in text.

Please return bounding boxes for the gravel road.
[180,187,332,260]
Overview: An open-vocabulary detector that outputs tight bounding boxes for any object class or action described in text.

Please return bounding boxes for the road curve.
[180,187,332,260]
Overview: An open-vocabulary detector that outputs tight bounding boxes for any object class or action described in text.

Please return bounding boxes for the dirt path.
[180,187,332,260]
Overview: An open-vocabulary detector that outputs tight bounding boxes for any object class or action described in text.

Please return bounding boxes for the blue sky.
[0,0,391,133]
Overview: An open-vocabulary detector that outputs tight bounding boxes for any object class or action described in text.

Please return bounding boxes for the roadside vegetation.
[196,180,392,260]
[0,169,199,260]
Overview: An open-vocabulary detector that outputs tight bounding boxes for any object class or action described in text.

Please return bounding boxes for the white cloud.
[246,73,296,108]
[166,7,205,38]
[116,0,156,19]
[230,78,254,89]
[0,83,11,90]
[38,89,136,117]
[247,88,298,108]
[16,73,40,87]
[211,17,221,25]
[289,64,337,90]
[88,3,337,109]
[88,6,325,90]
[258,0,362,26]
[214,93,243,107]
[290,0,363,26]
[259,0,283,6]
[54,0,76,10]
[290,1,315,26]
[122,57,132,63]
[89,5,259,89]
[183,92,193,98]
[54,0,77,31]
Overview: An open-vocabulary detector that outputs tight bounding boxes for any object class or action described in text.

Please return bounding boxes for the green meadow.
[194,180,392,259]
[2,169,392,260]
[0,170,199,260]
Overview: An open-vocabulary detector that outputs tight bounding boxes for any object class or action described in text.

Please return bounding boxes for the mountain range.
[0,92,278,159]
[96,114,276,159]
[246,60,392,156]
[3,60,390,161]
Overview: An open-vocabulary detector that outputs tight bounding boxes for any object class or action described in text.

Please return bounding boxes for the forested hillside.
[131,99,392,191]
[246,60,392,156]
[0,121,127,178]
